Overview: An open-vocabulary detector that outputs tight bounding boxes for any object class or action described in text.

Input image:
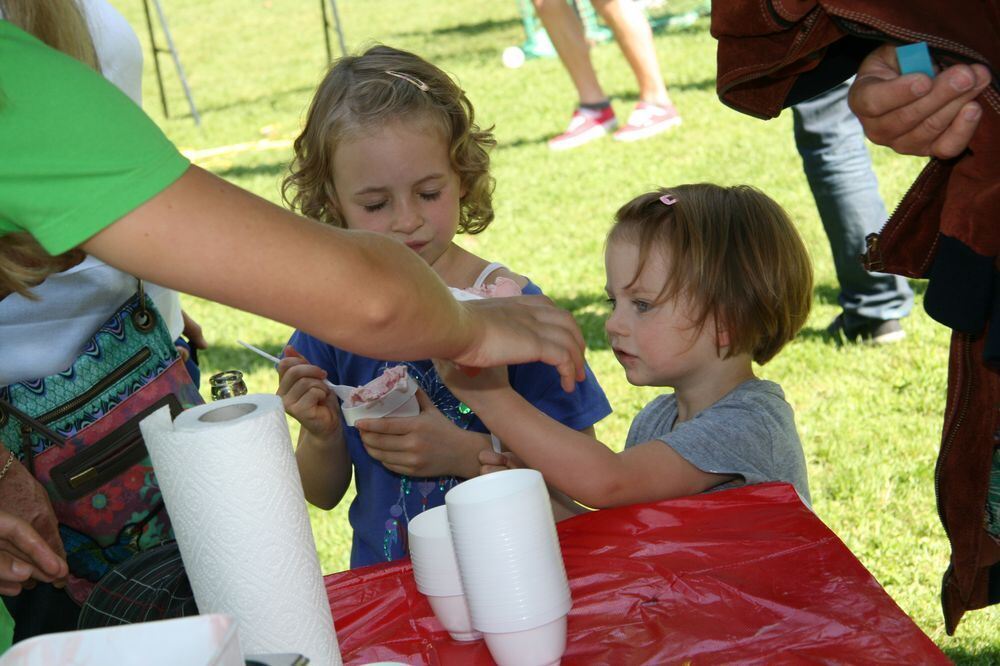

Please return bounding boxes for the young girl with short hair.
[438,184,814,509]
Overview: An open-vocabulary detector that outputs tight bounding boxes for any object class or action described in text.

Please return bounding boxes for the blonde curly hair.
[282,44,496,234]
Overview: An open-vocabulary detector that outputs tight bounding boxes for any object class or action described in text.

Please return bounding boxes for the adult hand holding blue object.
[848,43,992,158]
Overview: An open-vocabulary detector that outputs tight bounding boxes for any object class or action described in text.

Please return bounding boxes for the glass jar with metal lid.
[209,370,248,401]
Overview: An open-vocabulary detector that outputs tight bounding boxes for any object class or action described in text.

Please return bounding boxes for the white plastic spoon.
[236,339,357,402]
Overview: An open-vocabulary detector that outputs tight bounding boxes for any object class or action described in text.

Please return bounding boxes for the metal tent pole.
[320,0,348,62]
[142,0,201,125]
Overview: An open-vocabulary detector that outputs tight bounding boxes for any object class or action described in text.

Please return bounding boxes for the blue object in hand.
[896,42,935,78]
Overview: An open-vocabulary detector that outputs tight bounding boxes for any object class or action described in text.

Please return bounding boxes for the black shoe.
[826,315,905,345]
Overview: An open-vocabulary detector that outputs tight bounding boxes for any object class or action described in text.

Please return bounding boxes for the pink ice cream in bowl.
[234,340,420,427]
[340,365,420,427]
[322,278,522,427]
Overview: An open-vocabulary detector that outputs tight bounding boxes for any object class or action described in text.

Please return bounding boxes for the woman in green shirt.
[0,10,587,652]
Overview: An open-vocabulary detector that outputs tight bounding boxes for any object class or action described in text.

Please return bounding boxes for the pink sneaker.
[547,106,618,151]
[613,101,681,142]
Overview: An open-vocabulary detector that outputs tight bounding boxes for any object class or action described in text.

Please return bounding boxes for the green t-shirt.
[0,21,190,254]
[0,601,12,655]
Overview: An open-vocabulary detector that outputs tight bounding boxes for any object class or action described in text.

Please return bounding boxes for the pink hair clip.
[659,193,678,206]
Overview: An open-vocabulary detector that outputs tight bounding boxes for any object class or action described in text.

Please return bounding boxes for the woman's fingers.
[0,550,32,584]
[0,511,68,583]
[452,296,586,392]
[503,297,585,390]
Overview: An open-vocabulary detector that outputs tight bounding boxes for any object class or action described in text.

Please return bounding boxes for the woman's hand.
[0,475,68,595]
[451,296,585,394]
[0,510,62,595]
[848,43,991,158]
[0,449,66,588]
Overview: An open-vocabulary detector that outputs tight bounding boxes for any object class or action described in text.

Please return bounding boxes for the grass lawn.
[116,0,997,660]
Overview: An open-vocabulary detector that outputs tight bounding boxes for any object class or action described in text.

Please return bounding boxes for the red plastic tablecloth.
[324,483,948,664]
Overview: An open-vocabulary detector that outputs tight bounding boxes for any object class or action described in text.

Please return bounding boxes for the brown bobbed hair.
[608,184,813,365]
[282,44,496,234]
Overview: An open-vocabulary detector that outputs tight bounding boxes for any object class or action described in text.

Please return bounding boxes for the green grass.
[116,0,997,660]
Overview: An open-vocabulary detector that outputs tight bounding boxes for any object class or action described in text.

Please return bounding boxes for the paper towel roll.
[140,394,341,666]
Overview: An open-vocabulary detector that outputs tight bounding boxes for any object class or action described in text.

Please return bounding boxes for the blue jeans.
[792,80,913,333]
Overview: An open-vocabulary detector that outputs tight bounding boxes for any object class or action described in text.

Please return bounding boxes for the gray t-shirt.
[626,379,811,505]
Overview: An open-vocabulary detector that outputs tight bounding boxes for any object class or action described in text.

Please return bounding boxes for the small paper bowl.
[427,594,482,642]
[448,287,484,302]
[341,385,419,427]
[484,614,567,666]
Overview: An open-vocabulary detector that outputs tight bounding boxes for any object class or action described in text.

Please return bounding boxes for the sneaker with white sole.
[613,101,682,142]
[826,314,906,345]
[547,106,618,151]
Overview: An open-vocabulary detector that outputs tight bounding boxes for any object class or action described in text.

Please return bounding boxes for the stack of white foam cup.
[444,469,572,666]
[407,505,481,642]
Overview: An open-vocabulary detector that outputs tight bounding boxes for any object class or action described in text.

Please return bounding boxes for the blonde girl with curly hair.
[277,45,612,568]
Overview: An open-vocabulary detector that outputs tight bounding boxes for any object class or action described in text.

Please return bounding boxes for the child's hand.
[432,358,510,408]
[180,310,209,352]
[356,389,480,478]
[478,449,524,476]
[277,345,340,439]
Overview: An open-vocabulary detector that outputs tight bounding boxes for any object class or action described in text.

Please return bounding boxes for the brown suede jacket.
[713,0,999,361]
[711,0,1000,634]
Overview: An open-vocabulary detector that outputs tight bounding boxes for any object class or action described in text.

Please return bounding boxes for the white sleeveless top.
[472,262,506,288]
[0,257,184,384]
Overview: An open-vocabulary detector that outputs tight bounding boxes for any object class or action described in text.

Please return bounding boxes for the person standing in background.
[533,0,681,150]
[792,79,913,345]
[710,1,997,632]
